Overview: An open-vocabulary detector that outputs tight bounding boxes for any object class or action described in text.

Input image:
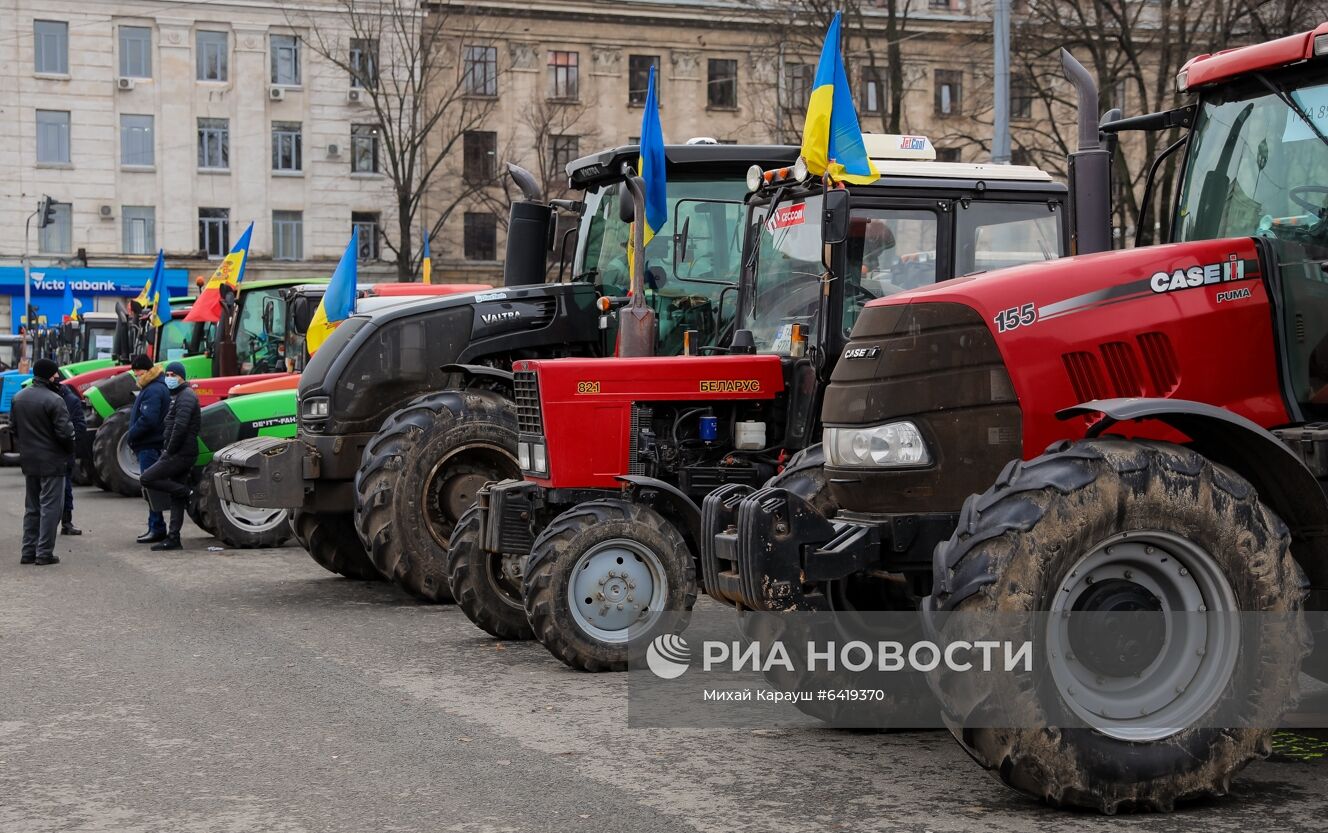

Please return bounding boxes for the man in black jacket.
[12,358,76,565]
[127,355,170,543]
[57,382,85,536]
[139,362,200,551]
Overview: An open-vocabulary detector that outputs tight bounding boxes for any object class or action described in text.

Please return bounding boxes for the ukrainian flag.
[421,226,433,285]
[186,222,254,322]
[638,64,667,247]
[147,250,167,328]
[306,229,358,354]
[61,275,80,322]
[800,12,879,185]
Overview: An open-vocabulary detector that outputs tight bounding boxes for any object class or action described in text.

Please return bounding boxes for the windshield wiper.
[1255,72,1328,151]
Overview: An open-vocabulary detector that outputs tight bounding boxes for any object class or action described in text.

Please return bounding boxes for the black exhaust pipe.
[503,163,553,287]
[1061,49,1112,255]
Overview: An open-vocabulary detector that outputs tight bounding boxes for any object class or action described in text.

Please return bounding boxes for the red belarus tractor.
[448,139,1071,671]
[702,25,1328,812]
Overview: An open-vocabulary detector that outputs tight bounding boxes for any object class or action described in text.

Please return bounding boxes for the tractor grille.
[628,404,652,475]
[1063,332,1179,401]
[513,370,543,435]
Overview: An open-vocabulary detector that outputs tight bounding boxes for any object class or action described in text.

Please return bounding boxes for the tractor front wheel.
[91,407,141,496]
[355,390,519,603]
[193,459,292,548]
[293,509,383,581]
[447,503,535,640]
[524,500,697,673]
[927,439,1307,813]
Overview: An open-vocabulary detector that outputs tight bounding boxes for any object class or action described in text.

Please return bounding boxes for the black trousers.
[140,454,193,536]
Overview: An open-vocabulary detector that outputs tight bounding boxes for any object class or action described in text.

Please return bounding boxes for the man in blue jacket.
[127,355,170,543]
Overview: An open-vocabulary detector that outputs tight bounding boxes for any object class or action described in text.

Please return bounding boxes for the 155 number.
[994,303,1037,333]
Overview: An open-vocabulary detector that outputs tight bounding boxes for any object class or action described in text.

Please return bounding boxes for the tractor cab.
[0,334,21,372]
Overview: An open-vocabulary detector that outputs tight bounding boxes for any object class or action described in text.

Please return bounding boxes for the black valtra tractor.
[214,144,802,587]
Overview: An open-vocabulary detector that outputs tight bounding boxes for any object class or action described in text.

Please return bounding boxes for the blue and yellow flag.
[638,64,667,246]
[306,229,358,354]
[421,226,433,285]
[147,250,167,328]
[61,275,80,322]
[801,13,879,185]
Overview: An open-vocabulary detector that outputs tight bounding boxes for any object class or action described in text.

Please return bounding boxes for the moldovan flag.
[147,250,168,328]
[800,12,879,185]
[305,229,358,355]
[186,222,254,322]
[421,227,433,284]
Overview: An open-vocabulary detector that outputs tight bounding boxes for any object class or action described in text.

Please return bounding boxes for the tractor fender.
[1060,397,1328,593]
[615,475,702,552]
[441,363,514,395]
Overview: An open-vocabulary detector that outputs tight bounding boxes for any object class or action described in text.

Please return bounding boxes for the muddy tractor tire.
[524,499,698,673]
[738,459,937,728]
[91,407,141,496]
[926,439,1307,813]
[447,503,536,640]
[355,389,520,603]
[192,459,292,548]
[293,509,383,581]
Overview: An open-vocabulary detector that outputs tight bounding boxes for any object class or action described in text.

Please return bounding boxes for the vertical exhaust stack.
[503,163,554,287]
[616,165,656,358]
[1061,49,1112,255]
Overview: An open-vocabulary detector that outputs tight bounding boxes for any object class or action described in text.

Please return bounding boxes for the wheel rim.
[567,538,667,643]
[219,498,287,533]
[1045,529,1239,742]
[422,444,518,549]
[485,550,526,609]
[117,431,141,478]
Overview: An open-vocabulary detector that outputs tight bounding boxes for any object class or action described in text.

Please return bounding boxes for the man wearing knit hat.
[127,354,170,542]
[139,361,200,551]
[11,358,76,565]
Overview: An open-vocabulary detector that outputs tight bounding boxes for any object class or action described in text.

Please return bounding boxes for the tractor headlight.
[825,421,931,468]
[519,440,548,476]
[301,395,330,420]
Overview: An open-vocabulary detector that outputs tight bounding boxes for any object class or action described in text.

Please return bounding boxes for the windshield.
[744,194,826,353]
[236,287,287,374]
[82,322,116,361]
[0,340,20,370]
[1175,66,1328,252]
[156,317,211,362]
[955,201,1061,275]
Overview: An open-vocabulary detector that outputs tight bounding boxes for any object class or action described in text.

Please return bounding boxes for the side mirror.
[262,298,276,335]
[822,189,850,245]
[673,215,692,274]
[618,181,636,225]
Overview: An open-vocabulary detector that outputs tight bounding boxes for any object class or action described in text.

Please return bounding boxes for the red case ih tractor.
[702,25,1328,812]
[448,141,1072,672]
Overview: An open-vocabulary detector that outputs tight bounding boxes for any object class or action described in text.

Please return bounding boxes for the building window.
[38,202,72,254]
[936,147,961,163]
[707,59,738,109]
[122,206,156,254]
[549,134,578,175]
[36,110,71,164]
[34,20,68,74]
[118,26,152,78]
[628,55,660,106]
[272,122,302,172]
[351,124,379,173]
[548,50,578,100]
[197,30,228,81]
[199,207,230,258]
[463,45,497,96]
[464,212,497,261]
[270,34,300,85]
[352,212,380,261]
[197,118,229,169]
[935,69,962,117]
[120,114,154,166]
[350,38,378,89]
[785,63,812,110]
[272,210,303,260]
[861,65,886,114]
[463,130,496,184]
[1011,148,1031,167]
[1010,78,1034,120]
[930,0,960,8]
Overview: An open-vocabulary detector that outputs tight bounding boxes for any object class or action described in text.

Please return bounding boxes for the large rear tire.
[926,439,1307,813]
[447,503,535,640]
[524,500,697,673]
[355,390,519,602]
[193,459,292,548]
[91,407,140,496]
[293,509,382,581]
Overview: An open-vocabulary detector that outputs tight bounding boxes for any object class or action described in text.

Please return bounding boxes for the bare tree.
[292,0,504,279]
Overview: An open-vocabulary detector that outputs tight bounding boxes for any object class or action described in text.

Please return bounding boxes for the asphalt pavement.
[1,468,1325,833]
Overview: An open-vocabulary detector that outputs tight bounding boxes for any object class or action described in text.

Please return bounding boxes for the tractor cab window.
[745,193,825,353]
[235,287,286,374]
[955,200,1061,275]
[844,207,939,337]
[0,339,20,371]
[1175,68,1328,255]
[157,317,207,362]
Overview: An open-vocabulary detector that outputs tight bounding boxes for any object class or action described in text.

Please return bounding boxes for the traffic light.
[36,195,57,229]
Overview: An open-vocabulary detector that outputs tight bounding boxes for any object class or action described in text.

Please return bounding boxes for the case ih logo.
[700,380,761,393]
[766,203,805,231]
[1149,255,1247,294]
[481,310,520,324]
[844,346,880,361]
[899,136,928,151]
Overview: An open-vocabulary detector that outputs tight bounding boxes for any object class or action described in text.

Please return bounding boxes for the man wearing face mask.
[127,354,170,543]
[11,358,76,565]
[138,362,200,551]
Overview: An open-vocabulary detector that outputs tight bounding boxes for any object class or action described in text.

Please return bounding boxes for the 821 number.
[994,303,1037,333]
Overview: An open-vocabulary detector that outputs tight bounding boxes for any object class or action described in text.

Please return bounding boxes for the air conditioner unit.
[346,88,363,104]
[98,205,114,220]
[117,77,135,91]
[327,143,341,157]
[269,87,286,101]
